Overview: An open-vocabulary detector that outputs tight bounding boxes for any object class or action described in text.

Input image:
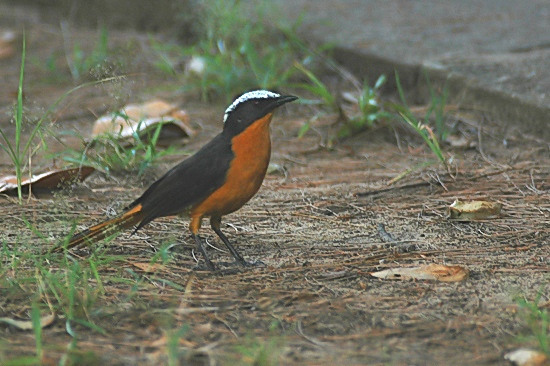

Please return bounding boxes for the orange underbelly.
[190,113,273,219]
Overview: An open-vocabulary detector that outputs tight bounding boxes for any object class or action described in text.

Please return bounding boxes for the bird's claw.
[239,259,265,268]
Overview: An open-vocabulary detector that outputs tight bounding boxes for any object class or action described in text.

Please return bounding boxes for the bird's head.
[223,90,298,135]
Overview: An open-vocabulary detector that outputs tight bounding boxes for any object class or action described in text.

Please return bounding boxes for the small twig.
[347,203,366,212]
[386,168,414,186]
[393,126,404,153]
[502,173,526,196]
[429,171,448,192]
[376,223,416,253]
[477,126,491,164]
[477,124,508,169]
[205,237,227,253]
[215,315,239,339]
[357,163,533,197]
[281,154,307,166]
[377,223,395,243]
[295,320,329,348]
[356,180,435,197]
[191,249,199,264]
[226,223,248,232]
[525,169,545,195]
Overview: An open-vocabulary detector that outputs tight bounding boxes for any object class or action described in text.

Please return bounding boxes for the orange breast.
[190,113,273,224]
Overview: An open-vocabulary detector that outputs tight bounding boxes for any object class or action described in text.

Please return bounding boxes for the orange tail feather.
[57,204,144,251]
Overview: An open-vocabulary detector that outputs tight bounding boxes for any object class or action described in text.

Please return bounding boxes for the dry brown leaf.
[0,166,95,194]
[0,313,55,330]
[445,134,477,149]
[92,99,195,143]
[130,262,167,273]
[504,348,549,366]
[448,199,502,220]
[370,264,469,282]
[132,100,177,118]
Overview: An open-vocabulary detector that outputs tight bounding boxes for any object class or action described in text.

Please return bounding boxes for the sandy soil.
[0,15,548,366]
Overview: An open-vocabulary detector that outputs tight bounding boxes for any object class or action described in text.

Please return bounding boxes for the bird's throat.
[189,113,273,222]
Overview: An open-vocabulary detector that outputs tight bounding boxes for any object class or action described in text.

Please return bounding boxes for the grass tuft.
[515,289,550,355]
[0,34,125,203]
[63,25,113,81]
[31,302,43,363]
[294,63,390,145]
[58,120,184,176]
[394,71,447,166]
[0,33,27,203]
[152,0,306,102]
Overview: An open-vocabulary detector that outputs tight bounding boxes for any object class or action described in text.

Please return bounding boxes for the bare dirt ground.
[1,19,549,366]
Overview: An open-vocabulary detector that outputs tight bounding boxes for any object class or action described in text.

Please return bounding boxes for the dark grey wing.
[130,133,234,230]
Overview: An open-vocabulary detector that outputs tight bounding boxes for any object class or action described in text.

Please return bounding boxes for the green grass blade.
[399,112,446,165]
[2,356,40,366]
[22,76,123,159]
[294,62,336,108]
[0,128,16,159]
[14,32,26,202]
[374,74,386,90]
[71,318,107,335]
[394,71,409,110]
[88,257,105,294]
[31,302,43,362]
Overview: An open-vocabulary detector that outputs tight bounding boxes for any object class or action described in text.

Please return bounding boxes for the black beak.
[264,95,298,115]
[276,95,299,106]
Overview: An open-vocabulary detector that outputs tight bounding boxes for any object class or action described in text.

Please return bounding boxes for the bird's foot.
[192,260,218,272]
[238,259,266,268]
[215,259,265,268]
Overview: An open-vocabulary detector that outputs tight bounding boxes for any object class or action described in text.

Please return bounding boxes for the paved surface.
[2,0,549,139]
[276,0,550,140]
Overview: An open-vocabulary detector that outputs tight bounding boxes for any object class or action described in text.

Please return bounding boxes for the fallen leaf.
[0,166,95,194]
[130,262,167,273]
[92,99,195,143]
[504,348,549,366]
[370,264,469,282]
[448,199,502,221]
[445,134,477,149]
[125,100,177,119]
[0,313,55,330]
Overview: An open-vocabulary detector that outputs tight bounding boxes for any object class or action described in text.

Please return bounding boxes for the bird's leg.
[189,216,216,271]
[192,234,216,271]
[210,216,251,267]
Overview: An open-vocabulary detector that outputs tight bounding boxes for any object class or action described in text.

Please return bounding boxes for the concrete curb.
[332,46,550,141]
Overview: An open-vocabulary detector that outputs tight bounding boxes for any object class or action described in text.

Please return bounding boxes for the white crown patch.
[223,90,280,123]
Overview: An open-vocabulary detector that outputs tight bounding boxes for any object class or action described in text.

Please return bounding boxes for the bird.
[56,90,298,270]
